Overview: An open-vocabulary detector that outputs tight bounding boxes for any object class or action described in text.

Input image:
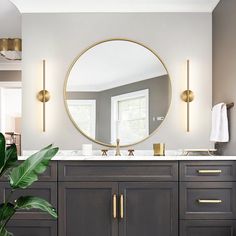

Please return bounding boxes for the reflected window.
[111,89,149,145]
[67,100,96,138]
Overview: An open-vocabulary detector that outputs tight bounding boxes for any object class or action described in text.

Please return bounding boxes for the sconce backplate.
[37,90,50,102]
[181,90,194,102]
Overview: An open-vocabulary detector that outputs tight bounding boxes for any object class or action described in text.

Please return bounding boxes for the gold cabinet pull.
[120,194,124,219]
[197,169,222,174]
[113,194,117,219]
[198,199,222,204]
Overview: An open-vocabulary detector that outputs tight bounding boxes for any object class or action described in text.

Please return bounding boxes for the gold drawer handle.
[120,194,124,219]
[198,199,222,204]
[197,169,222,174]
[113,194,117,219]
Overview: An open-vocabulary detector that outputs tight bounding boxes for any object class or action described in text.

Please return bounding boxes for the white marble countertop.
[18,155,236,161]
[19,149,236,161]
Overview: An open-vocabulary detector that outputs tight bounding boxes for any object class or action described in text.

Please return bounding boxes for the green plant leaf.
[0,203,15,222]
[4,145,17,169]
[0,133,6,171]
[9,145,58,189]
[15,196,58,218]
[0,145,18,177]
[0,226,13,236]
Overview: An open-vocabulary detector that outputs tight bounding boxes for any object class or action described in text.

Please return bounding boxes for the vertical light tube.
[187,60,190,132]
[37,60,50,132]
[181,60,194,132]
[43,60,46,132]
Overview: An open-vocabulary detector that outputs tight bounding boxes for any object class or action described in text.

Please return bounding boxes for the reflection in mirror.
[65,40,171,146]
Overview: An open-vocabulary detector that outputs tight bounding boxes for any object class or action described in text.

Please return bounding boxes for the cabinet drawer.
[0,182,57,219]
[0,161,57,182]
[180,220,236,236]
[180,182,236,219]
[180,161,236,181]
[7,220,57,236]
[58,161,178,182]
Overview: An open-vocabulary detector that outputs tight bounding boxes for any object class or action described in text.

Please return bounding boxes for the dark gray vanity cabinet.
[119,182,178,236]
[180,220,236,236]
[58,161,178,236]
[58,182,118,236]
[180,161,236,236]
[6,220,57,236]
[2,160,236,236]
[0,162,58,236]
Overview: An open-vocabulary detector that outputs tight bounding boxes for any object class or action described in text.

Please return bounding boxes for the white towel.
[210,103,229,142]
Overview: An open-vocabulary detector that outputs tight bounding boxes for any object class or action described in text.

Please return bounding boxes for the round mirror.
[64,39,171,146]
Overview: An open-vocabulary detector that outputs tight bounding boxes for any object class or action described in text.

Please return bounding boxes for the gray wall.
[213,0,236,155]
[22,13,212,150]
[0,71,21,81]
[67,75,170,143]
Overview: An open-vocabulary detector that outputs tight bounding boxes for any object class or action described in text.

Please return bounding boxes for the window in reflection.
[67,100,96,138]
[111,89,149,144]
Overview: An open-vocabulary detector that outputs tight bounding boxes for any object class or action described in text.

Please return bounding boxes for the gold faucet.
[115,138,121,156]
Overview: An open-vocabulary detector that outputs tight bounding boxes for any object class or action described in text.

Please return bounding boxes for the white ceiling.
[0,0,21,70]
[10,0,220,13]
[67,40,167,92]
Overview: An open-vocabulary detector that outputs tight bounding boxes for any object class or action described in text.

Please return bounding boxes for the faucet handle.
[116,138,120,146]
[101,149,108,156]
[128,149,134,156]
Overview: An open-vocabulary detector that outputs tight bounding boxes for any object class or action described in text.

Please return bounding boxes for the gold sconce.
[181,60,194,132]
[37,60,50,132]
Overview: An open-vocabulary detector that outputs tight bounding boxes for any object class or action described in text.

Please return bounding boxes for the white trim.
[111,89,149,144]
[0,82,22,88]
[0,88,6,132]
[0,87,22,133]
[0,63,22,71]
[10,0,220,13]
[67,99,96,138]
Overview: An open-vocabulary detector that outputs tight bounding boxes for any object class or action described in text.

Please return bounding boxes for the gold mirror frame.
[64,38,172,147]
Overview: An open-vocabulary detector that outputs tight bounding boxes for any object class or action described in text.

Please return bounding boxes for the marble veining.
[18,155,236,161]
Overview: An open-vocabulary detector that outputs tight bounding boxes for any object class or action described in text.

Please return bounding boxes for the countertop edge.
[18,156,236,161]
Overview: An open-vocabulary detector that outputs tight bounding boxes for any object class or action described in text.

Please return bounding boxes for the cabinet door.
[180,220,236,236]
[119,182,178,236]
[59,182,118,236]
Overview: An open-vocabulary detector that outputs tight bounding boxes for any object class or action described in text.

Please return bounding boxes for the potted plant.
[0,133,59,236]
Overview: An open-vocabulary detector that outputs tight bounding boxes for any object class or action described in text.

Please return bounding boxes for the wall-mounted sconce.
[181,60,194,132]
[37,60,50,132]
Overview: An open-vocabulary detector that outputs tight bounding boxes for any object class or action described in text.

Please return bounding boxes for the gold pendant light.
[0,38,22,60]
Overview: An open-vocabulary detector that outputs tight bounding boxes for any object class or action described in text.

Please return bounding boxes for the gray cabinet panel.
[180,220,236,236]
[119,182,178,236]
[59,182,118,236]
[180,182,236,219]
[180,161,236,182]
[7,220,57,236]
[58,161,178,182]
[0,161,57,182]
[0,182,57,219]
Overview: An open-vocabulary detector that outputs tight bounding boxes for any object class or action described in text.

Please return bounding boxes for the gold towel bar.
[227,103,234,109]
